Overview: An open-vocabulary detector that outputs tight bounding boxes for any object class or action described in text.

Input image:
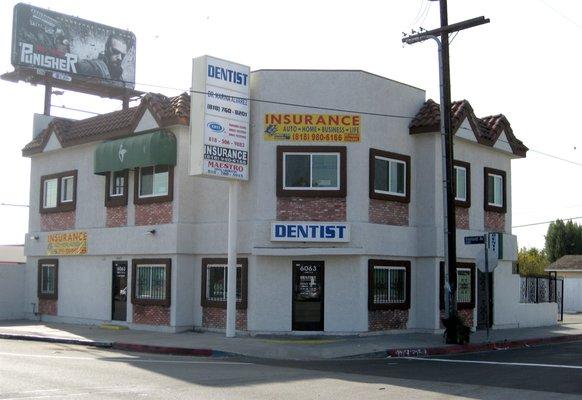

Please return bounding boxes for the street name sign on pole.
[464,236,485,245]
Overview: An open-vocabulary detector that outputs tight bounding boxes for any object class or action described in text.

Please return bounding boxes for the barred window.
[368,260,411,310]
[456,268,472,304]
[131,259,171,306]
[201,258,248,309]
[37,259,58,300]
[206,264,242,302]
[372,266,406,304]
[136,265,167,300]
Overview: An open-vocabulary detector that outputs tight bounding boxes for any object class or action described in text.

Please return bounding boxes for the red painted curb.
[386,333,582,358]
[113,342,213,357]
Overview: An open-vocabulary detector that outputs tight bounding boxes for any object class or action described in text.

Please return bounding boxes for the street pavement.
[2,318,582,359]
[0,340,581,399]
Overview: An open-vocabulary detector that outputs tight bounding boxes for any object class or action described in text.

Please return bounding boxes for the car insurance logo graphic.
[207,122,225,133]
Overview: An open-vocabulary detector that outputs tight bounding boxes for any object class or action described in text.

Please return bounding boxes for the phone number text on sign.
[264,114,361,142]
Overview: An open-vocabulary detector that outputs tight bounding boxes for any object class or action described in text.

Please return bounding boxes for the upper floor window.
[368,259,411,310]
[484,167,506,213]
[134,166,174,205]
[105,170,129,207]
[40,170,77,213]
[277,146,346,197]
[453,160,471,207]
[369,148,410,203]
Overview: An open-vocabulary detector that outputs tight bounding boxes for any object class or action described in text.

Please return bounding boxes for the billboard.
[11,3,136,89]
[189,55,250,181]
[264,114,361,142]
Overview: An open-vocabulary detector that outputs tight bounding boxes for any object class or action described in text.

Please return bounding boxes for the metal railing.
[519,274,564,321]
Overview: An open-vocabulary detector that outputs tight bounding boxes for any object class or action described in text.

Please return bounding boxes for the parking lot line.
[405,357,582,370]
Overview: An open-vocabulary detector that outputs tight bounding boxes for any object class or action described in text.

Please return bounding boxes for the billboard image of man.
[76,35,130,82]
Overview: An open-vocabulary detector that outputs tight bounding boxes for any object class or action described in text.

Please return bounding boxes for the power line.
[1,203,29,207]
[538,0,582,31]
[513,216,582,229]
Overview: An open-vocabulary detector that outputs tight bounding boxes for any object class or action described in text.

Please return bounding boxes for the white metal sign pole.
[226,180,239,338]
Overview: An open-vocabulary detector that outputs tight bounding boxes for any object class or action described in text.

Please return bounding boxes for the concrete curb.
[386,333,582,358]
[0,333,112,348]
[112,342,229,357]
[0,333,231,358]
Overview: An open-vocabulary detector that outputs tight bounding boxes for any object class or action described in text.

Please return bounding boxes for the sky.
[0,0,581,249]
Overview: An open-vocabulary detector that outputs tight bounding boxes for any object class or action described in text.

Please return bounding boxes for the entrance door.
[477,270,493,329]
[292,261,324,331]
[112,261,128,321]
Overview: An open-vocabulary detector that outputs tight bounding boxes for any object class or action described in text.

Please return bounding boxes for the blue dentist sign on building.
[271,222,350,242]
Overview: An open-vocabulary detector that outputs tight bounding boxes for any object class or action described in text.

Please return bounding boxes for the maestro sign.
[11,3,136,89]
[189,55,250,181]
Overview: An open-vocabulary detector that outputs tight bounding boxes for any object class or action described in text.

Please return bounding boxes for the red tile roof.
[22,92,190,156]
[409,99,528,157]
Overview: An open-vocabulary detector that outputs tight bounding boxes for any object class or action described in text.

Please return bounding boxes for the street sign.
[464,235,485,245]
[476,248,498,272]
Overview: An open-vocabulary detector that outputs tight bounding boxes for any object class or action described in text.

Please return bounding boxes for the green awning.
[94,130,177,175]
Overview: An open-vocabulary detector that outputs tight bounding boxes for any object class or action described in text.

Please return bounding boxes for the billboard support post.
[226,180,239,338]
[44,83,52,116]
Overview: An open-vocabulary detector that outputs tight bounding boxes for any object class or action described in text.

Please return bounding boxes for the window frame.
[105,169,129,207]
[37,259,58,300]
[39,170,77,213]
[439,262,476,310]
[133,165,174,205]
[276,146,347,198]
[368,259,411,310]
[483,167,507,213]
[453,160,471,207]
[201,258,248,309]
[369,148,411,203]
[131,258,171,307]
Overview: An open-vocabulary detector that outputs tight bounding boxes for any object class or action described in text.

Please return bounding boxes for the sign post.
[189,56,250,338]
[465,233,501,341]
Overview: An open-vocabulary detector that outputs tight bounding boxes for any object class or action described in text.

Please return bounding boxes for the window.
[439,262,475,309]
[484,168,506,212]
[131,259,171,306]
[277,146,346,197]
[134,166,174,205]
[368,260,411,310]
[40,170,77,213]
[369,149,411,202]
[37,259,58,299]
[201,258,248,309]
[105,170,128,207]
[453,160,471,207]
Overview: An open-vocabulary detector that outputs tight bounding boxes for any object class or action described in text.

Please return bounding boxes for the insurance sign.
[189,56,250,181]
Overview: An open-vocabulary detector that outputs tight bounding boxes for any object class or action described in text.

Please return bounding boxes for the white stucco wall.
[0,264,25,320]
[493,261,557,328]
[561,273,582,313]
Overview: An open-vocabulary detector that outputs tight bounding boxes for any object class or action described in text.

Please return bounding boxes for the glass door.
[292,261,324,331]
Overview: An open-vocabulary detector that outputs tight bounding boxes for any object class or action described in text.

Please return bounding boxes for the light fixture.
[30,235,39,240]
[146,229,156,235]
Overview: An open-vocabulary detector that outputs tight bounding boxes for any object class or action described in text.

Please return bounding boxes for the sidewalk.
[1,319,582,360]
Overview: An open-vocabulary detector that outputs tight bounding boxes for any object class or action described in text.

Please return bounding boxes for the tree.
[517,247,549,276]
[544,219,582,262]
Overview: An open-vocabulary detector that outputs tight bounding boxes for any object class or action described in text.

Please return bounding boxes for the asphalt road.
[1,339,582,399]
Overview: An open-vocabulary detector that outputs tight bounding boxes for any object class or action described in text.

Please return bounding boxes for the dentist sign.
[189,55,250,181]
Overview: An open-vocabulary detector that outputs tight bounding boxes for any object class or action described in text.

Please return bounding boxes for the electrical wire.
[513,216,582,229]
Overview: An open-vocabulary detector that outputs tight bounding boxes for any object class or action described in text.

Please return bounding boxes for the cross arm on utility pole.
[402,16,490,45]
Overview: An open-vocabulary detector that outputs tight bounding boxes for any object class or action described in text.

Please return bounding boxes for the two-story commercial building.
[21,69,557,333]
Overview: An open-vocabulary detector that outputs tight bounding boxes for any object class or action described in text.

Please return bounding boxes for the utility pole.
[403,2,489,344]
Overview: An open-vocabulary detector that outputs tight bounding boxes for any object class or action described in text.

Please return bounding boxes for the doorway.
[292,261,324,331]
[112,261,128,321]
[477,270,493,329]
